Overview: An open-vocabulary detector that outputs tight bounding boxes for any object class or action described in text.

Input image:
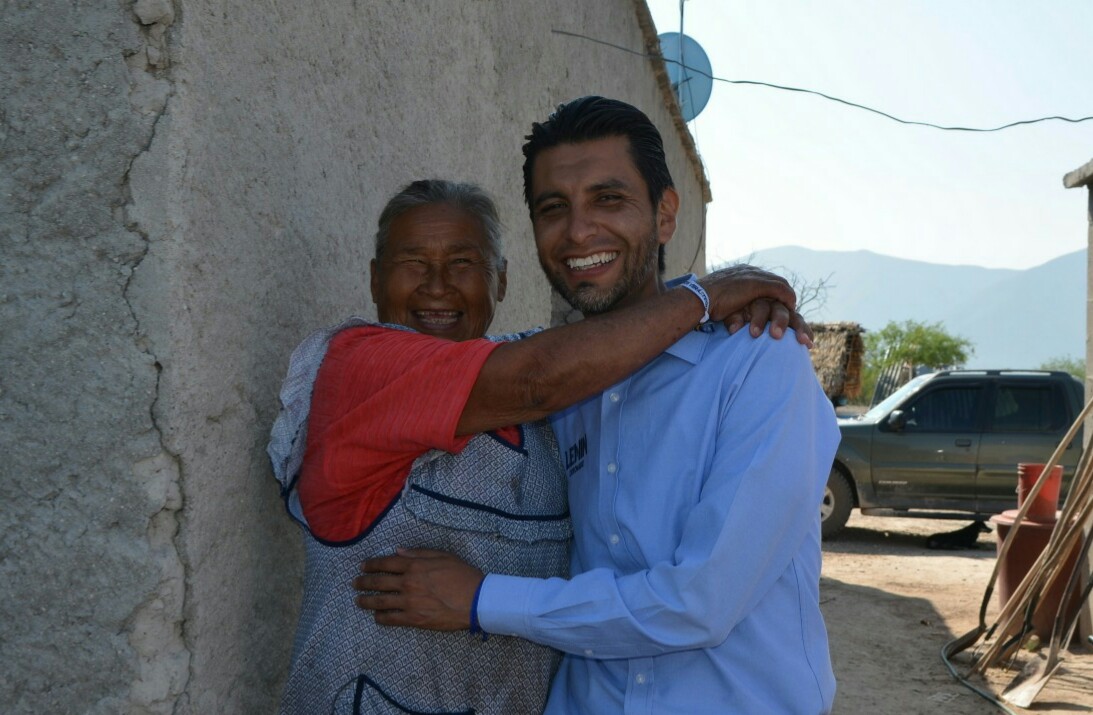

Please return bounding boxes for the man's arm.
[356,336,839,654]
[456,265,805,435]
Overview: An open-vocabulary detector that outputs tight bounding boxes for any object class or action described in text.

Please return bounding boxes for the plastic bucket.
[1016,463,1063,523]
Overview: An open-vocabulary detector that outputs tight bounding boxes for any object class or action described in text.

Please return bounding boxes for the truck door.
[870,382,984,510]
[977,380,1079,514]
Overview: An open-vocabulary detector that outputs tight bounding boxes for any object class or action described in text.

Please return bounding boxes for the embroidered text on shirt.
[564,435,587,476]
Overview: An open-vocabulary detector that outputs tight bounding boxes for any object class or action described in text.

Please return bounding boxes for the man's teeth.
[566,252,618,271]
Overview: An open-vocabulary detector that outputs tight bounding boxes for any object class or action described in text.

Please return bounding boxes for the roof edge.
[631,0,713,203]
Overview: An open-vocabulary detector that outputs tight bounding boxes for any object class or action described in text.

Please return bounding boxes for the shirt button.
[635,673,646,685]
[610,534,620,545]
[607,462,617,473]
[609,392,620,402]
[584,649,594,656]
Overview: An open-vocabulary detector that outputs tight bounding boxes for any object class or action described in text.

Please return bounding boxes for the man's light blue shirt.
[477,294,840,714]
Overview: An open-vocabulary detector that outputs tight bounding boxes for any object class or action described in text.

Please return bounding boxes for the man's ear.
[496,258,508,303]
[369,259,381,305]
[655,187,680,247]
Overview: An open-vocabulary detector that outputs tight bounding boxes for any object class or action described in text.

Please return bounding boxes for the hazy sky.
[644,0,1093,269]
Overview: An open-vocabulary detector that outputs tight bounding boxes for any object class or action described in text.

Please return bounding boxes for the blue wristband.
[679,276,710,324]
[468,578,488,641]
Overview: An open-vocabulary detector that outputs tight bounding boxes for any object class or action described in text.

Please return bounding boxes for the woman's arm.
[457,265,802,435]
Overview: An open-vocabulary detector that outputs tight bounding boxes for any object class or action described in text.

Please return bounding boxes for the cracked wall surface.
[1,1,186,713]
[3,1,706,712]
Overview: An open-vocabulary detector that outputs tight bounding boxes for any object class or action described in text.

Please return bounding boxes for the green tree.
[867,320,973,370]
[854,320,974,405]
[1039,355,1085,379]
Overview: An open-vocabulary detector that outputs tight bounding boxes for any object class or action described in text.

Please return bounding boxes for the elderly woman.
[269,179,800,714]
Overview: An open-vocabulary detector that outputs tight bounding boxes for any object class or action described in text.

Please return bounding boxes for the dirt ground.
[821,513,1093,714]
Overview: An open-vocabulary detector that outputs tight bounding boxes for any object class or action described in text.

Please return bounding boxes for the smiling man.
[531,135,672,315]
[356,98,840,715]
[523,96,693,324]
[270,178,807,714]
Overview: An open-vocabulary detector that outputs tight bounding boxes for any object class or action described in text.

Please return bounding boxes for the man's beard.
[541,230,659,316]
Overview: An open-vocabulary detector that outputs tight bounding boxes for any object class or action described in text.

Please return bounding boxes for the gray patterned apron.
[269,319,570,715]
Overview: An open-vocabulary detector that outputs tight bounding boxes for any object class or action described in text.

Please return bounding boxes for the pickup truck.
[823,370,1084,538]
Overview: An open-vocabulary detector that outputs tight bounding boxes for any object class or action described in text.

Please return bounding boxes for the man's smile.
[565,251,618,272]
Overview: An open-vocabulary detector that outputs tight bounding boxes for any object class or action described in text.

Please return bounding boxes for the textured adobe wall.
[1,1,186,713]
[3,1,706,712]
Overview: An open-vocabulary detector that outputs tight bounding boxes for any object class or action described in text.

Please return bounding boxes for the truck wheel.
[821,467,854,539]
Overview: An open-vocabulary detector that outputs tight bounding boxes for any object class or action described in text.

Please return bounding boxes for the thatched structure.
[809,322,866,403]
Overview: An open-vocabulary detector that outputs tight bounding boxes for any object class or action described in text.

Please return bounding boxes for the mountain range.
[721,246,1086,370]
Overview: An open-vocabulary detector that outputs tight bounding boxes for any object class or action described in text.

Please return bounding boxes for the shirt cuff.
[469,578,486,639]
[476,573,537,638]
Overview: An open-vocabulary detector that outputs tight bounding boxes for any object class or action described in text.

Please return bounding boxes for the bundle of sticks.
[943,395,1093,709]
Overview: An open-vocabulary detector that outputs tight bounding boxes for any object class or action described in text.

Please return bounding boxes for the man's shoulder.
[680,327,816,401]
[695,324,810,366]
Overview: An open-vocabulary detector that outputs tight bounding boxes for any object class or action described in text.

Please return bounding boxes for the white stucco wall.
[2,1,707,712]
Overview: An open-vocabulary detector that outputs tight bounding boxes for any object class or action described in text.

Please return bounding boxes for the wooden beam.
[1064,158,1093,190]
[1081,180,1093,642]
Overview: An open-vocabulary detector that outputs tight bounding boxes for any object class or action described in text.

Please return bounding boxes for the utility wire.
[551,29,1093,132]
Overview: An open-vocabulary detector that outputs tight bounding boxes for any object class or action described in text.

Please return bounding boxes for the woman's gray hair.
[375,179,505,268]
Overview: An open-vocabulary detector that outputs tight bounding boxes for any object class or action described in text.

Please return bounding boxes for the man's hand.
[699,265,814,348]
[725,298,814,348]
[353,549,484,631]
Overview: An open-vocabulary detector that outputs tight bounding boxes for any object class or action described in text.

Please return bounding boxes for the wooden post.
[1063,158,1093,642]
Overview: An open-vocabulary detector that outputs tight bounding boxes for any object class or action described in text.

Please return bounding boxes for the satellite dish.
[657,32,713,122]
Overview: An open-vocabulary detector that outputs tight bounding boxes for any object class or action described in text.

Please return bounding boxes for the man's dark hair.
[374,179,504,268]
[521,96,674,271]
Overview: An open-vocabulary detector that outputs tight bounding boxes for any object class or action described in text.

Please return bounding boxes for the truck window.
[990,384,1065,432]
[904,386,982,432]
